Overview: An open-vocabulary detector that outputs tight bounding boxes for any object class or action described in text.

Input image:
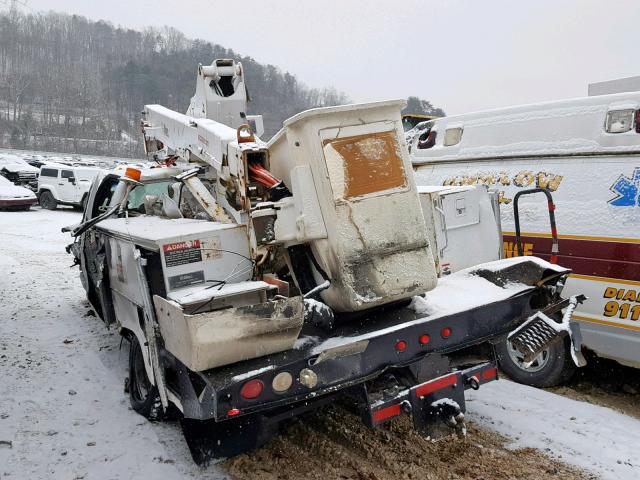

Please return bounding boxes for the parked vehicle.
[65,59,583,463]
[37,163,102,210]
[0,175,38,211]
[0,155,39,191]
[410,91,640,385]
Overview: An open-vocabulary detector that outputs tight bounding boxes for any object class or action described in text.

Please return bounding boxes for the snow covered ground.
[466,381,639,479]
[0,208,227,479]
[1,207,639,479]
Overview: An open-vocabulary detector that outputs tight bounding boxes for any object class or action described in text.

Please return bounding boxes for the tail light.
[395,340,407,352]
[636,110,640,133]
[441,327,452,338]
[419,334,430,345]
[240,379,264,400]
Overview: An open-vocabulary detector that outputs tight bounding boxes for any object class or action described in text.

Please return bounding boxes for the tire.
[128,337,163,421]
[39,191,58,210]
[496,337,575,387]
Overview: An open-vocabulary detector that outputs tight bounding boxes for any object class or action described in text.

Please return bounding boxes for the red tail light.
[227,408,241,416]
[240,379,264,400]
[395,340,407,352]
[419,334,430,345]
[441,327,452,338]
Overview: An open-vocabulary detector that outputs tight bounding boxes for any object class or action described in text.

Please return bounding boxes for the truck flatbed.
[167,257,569,421]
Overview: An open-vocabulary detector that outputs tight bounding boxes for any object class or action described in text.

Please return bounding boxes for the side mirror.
[68,176,76,184]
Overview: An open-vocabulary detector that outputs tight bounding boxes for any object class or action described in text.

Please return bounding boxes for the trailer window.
[322,131,407,201]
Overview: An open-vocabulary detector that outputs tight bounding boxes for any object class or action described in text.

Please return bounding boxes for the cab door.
[58,169,77,203]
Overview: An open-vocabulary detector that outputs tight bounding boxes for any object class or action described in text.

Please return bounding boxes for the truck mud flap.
[181,414,278,466]
[366,362,498,439]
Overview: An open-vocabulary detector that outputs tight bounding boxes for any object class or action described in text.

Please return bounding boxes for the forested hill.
[0,10,351,157]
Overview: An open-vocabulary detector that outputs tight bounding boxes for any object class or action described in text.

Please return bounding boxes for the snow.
[467,380,640,480]
[0,176,36,199]
[457,255,567,274]
[0,208,227,479]
[1,148,134,170]
[230,365,275,382]
[303,283,330,299]
[2,207,639,479]
[411,92,640,164]
[313,262,536,355]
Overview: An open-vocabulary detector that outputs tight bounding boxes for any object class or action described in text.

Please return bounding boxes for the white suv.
[37,164,102,210]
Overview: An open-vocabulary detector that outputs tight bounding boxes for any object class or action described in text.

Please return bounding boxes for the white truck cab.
[38,163,102,210]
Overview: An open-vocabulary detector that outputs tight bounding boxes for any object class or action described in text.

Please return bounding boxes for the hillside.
[0,10,350,157]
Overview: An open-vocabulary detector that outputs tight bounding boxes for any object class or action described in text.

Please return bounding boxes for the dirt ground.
[549,353,640,420]
[223,353,640,480]
[224,406,593,480]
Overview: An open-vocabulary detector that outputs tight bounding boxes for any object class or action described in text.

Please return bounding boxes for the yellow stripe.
[502,231,640,244]
[569,273,640,287]
[572,314,640,332]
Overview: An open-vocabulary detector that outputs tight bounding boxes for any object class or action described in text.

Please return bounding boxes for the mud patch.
[224,405,592,480]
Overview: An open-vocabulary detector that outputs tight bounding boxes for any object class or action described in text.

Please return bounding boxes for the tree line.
[0,9,444,157]
[0,10,350,156]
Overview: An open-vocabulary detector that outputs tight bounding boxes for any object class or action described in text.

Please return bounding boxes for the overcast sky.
[25,0,640,115]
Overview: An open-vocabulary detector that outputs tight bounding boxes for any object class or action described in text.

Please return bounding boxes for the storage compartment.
[154,293,304,371]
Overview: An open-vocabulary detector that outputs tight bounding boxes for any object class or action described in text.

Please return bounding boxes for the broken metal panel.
[154,295,304,372]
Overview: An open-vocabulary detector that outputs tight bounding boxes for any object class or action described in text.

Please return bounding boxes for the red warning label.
[162,240,202,267]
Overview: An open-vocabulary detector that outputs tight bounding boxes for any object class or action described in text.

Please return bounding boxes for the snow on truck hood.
[0,177,36,199]
[0,156,39,173]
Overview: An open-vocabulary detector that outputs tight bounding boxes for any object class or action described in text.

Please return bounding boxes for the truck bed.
[171,257,569,420]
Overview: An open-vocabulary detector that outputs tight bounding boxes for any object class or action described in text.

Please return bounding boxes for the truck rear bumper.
[367,362,497,436]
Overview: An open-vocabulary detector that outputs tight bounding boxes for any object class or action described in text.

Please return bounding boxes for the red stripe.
[503,234,640,281]
[372,403,401,423]
[482,367,497,381]
[415,373,457,397]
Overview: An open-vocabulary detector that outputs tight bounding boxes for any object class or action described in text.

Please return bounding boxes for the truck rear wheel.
[128,338,163,421]
[39,191,57,210]
[496,337,575,387]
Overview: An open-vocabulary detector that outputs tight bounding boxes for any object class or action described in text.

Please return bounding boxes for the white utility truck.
[66,59,583,463]
[410,92,640,385]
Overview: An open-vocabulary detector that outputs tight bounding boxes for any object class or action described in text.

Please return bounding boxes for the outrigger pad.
[508,295,587,367]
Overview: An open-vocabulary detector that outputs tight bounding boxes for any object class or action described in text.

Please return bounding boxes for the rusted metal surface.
[323,131,407,200]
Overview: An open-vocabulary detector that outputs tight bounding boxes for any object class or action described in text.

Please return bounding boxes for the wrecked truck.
[65,58,584,463]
